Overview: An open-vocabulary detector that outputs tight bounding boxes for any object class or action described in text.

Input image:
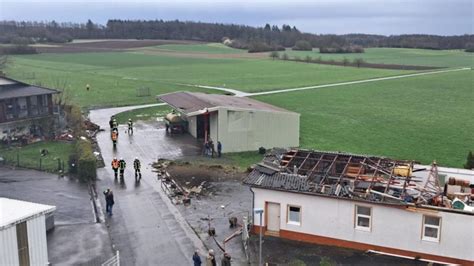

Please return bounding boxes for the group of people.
[193,249,231,266]
[203,139,222,158]
[109,116,134,146]
[111,157,142,182]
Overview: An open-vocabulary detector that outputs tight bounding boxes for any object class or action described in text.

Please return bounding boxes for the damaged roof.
[158,91,295,114]
[243,149,474,214]
[0,77,59,100]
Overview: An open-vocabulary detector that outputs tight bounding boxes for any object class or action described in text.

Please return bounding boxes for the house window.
[287,205,301,225]
[422,215,441,242]
[355,205,371,231]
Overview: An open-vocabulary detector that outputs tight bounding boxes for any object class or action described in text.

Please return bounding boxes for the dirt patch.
[35,39,204,53]
[153,160,246,196]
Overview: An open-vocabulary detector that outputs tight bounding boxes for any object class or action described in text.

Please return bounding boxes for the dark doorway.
[16,221,30,266]
[196,114,210,140]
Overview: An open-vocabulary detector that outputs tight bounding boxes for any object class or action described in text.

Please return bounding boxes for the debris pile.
[244,149,474,212]
[153,160,212,205]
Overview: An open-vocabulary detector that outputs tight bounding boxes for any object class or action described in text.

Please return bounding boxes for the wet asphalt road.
[90,107,205,266]
[0,168,113,265]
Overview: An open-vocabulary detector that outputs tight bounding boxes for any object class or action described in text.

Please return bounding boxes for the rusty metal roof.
[158,91,295,114]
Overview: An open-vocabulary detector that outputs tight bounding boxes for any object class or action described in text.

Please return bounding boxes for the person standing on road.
[111,157,119,179]
[119,158,126,179]
[127,118,134,135]
[221,252,231,266]
[217,141,222,158]
[103,188,114,216]
[133,157,141,181]
[208,139,215,158]
[206,249,216,266]
[109,116,115,130]
[192,250,202,266]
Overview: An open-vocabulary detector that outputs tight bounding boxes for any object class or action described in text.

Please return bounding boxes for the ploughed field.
[6,42,472,167]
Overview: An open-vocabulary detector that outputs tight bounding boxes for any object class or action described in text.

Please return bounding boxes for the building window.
[287,205,301,225]
[355,205,371,231]
[422,215,441,242]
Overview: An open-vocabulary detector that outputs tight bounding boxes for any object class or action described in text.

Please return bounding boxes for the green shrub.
[75,139,97,181]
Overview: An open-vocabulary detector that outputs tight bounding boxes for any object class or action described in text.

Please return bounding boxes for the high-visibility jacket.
[128,121,133,128]
[111,132,118,141]
[111,159,119,169]
[133,159,141,170]
[119,160,126,170]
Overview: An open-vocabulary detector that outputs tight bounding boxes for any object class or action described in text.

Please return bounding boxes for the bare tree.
[353,58,365,68]
[342,57,350,66]
[269,51,279,60]
[52,78,72,108]
[0,54,8,75]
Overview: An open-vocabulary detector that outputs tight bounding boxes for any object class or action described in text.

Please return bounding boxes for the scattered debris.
[244,149,474,212]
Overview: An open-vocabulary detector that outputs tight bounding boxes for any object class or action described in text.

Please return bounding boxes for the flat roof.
[0,77,59,100]
[0,198,56,230]
[158,91,296,115]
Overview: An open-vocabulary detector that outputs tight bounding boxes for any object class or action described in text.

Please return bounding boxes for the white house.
[0,197,56,265]
[158,92,300,152]
[244,149,474,265]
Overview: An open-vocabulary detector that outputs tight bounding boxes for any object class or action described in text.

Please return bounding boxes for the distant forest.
[0,19,473,51]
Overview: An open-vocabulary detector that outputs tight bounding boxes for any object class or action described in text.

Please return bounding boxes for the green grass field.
[0,141,74,172]
[147,43,246,54]
[255,70,474,167]
[5,44,472,167]
[284,48,474,68]
[114,105,171,124]
[7,52,411,108]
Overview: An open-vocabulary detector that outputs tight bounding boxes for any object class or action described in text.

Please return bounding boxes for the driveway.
[0,168,113,265]
[90,108,205,265]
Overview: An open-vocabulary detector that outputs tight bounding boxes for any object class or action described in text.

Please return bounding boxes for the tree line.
[0,20,472,51]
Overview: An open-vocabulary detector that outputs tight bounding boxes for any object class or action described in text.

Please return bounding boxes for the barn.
[158,92,300,153]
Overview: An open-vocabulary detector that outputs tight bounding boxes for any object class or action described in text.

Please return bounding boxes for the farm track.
[184,67,471,97]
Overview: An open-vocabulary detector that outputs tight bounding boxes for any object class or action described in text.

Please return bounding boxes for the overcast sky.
[0,0,472,35]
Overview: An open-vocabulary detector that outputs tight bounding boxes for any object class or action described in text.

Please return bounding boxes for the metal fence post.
[39,158,42,170]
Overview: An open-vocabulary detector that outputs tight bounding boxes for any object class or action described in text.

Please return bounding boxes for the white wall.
[0,225,20,266]
[217,108,300,152]
[209,112,218,143]
[27,215,49,265]
[253,188,474,262]
[186,116,197,138]
[0,215,49,266]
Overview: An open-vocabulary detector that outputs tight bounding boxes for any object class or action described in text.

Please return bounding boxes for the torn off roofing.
[243,148,455,211]
[158,91,295,114]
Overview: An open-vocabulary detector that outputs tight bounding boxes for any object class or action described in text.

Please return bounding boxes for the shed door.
[267,202,280,232]
[16,221,30,266]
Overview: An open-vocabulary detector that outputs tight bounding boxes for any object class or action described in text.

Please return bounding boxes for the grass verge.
[0,141,74,172]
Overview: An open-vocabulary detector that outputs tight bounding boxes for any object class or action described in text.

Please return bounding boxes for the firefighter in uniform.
[127,119,133,135]
[111,157,119,178]
[119,158,126,179]
[133,157,141,181]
